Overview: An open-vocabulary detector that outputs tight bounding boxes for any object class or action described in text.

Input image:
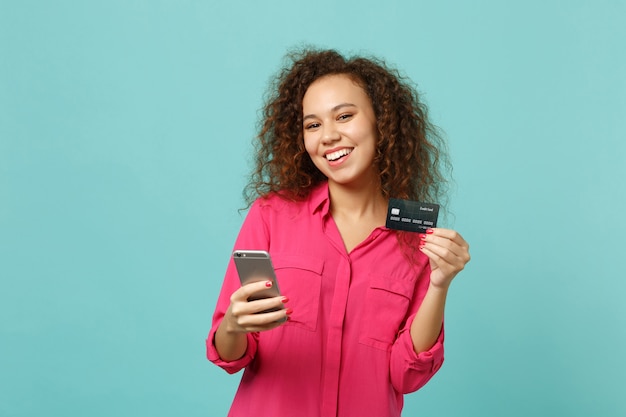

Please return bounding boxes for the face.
[302,74,379,189]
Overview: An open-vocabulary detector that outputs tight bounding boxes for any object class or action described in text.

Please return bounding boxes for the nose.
[321,124,340,145]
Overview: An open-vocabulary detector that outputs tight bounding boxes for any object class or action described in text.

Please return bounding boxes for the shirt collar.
[308,181,330,216]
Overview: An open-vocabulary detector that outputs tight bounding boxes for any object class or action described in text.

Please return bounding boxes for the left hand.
[419,228,470,289]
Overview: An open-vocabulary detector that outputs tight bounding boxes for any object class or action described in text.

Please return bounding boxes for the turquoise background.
[1,1,625,416]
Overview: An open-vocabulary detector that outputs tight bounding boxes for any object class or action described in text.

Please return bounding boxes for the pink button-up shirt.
[207,182,444,417]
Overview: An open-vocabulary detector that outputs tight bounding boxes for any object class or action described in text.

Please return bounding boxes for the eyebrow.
[303,103,357,122]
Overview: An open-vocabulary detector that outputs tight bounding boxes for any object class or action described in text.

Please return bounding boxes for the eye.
[337,113,353,121]
[304,122,320,130]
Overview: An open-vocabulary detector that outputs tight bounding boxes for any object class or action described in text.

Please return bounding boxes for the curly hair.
[244,47,451,207]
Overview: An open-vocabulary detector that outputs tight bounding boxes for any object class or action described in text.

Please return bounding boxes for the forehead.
[302,74,371,109]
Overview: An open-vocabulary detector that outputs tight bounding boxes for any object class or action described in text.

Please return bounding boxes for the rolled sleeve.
[389,319,445,394]
[206,329,259,374]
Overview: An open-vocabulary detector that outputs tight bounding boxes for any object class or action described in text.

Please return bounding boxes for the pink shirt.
[207,182,444,417]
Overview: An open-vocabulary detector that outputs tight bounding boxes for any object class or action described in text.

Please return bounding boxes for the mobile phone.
[232,250,283,313]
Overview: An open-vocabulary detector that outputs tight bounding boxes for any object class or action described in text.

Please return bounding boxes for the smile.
[325,148,353,162]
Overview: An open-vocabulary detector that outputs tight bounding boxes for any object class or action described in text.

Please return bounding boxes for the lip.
[323,146,353,157]
[324,147,354,166]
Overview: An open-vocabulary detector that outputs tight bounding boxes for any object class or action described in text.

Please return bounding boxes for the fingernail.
[419,243,426,250]
[418,233,426,240]
[426,229,434,234]
[281,296,289,303]
[285,308,293,315]
[265,281,272,288]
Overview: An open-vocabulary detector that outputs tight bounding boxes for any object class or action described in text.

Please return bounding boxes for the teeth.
[326,148,352,161]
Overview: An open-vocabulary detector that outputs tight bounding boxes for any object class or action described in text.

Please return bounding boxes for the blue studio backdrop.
[1,1,625,416]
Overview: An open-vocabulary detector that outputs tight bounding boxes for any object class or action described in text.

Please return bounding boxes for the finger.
[231,294,286,317]
[420,241,466,270]
[427,228,469,248]
[420,234,465,259]
[236,308,292,331]
[421,229,471,262]
[231,279,275,302]
[247,296,287,315]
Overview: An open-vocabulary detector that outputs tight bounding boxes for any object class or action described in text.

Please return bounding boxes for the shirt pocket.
[359,274,416,351]
[273,254,323,332]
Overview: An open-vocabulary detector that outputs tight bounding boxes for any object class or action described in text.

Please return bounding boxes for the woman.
[207,48,470,417]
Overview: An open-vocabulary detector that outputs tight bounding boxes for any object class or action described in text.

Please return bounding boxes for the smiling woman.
[303,75,379,191]
[206,48,471,417]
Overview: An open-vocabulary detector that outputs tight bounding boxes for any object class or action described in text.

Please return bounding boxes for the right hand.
[223,280,291,333]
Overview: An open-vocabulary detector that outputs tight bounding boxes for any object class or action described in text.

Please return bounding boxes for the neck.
[328,178,388,220]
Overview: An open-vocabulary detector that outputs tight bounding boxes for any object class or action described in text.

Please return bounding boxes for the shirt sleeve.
[388,262,445,394]
[206,199,271,374]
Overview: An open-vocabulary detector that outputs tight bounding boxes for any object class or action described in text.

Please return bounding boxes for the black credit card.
[385,198,439,233]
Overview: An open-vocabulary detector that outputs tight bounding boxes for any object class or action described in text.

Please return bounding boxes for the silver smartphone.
[232,250,283,311]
